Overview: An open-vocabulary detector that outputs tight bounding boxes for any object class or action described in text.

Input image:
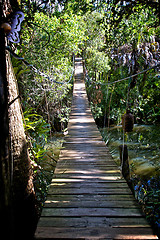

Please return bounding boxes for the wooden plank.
[54,170,122,177]
[56,164,118,168]
[57,161,116,165]
[58,157,115,160]
[47,188,132,195]
[64,136,103,139]
[56,164,118,169]
[54,169,121,175]
[38,217,150,228]
[49,182,129,188]
[54,170,121,175]
[35,227,158,239]
[64,141,106,145]
[51,179,126,184]
[60,152,113,157]
[55,167,120,172]
[46,193,136,200]
[52,175,124,181]
[44,200,140,208]
[59,155,112,159]
[56,161,117,166]
[55,158,118,166]
[41,207,143,217]
[60,149,110,153]
[53,174,122,179]
[63,145,107,149]
[65,131,101,136]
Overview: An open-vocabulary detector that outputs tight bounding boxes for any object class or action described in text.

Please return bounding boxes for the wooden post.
[119,144,130,181]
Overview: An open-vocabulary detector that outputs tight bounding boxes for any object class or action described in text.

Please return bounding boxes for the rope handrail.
[6,46,75,85]
[84,60,160,86]
[109,63,160,85]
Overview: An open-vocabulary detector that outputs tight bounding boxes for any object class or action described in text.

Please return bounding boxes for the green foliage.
[23,109,60,209]
[16,10,86,132]
[87,50,110,73]
[134,177,160,233]
[23,109,50,162]
[84,6,160,126]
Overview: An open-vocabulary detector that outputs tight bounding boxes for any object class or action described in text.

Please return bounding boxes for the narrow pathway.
[35,58,157,239]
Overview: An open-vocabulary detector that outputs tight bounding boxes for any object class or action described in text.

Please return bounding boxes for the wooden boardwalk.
[35,58,157,239]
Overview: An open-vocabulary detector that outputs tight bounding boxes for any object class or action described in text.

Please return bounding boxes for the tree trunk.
[0,28,12,239]
[6,52,38,239]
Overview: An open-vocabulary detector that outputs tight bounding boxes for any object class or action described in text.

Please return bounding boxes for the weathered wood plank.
[41,207,143,217]
[35,227,157,239]
[44,201,140,208]
[58,155,113,159]
[46,194,137,201]
[60,149,110,153]
[47,188,132,195]
[65,138,103,141]
[54,169,121,175]
[53,174,122,180]
[58,158,115,163]
[49,182,129,188]
[64,142,107,147]
[60,152,114,157]
[57,162,117,166]
[51,178,126,183]
[37,216,150,228]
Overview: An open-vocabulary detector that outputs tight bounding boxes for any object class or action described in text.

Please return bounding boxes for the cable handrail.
[84,60,160,86]
[6,46,75,85]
